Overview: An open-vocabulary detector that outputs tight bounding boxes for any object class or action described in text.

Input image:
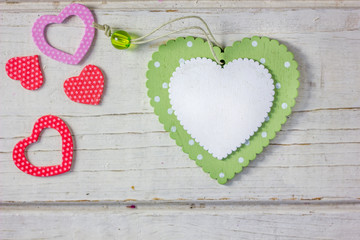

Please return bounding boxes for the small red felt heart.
[13,115,73,177]
[64,64,104,105]
[5,55,44,90]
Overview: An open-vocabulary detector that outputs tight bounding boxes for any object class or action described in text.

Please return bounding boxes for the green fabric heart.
[146,36,299,184]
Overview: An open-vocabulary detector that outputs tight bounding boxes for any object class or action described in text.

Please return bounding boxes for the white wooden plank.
[1,143,360,202]
[1,203,360,240]
[0,109,359,201]
[2,0,360,10]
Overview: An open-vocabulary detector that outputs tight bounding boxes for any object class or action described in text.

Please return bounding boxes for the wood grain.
[0,1,360,239]
[1,203,360,240]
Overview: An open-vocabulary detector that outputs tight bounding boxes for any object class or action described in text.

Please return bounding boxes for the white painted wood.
[2,1,360,10]
[0,1,360,239]
[1,203,360,240]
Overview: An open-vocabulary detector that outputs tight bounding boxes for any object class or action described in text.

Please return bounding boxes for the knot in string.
[92,22,112,37]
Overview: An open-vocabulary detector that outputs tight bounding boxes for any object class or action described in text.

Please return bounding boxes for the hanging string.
[92,16,224,65]
[134,26,222,64]
[131,16,221,47]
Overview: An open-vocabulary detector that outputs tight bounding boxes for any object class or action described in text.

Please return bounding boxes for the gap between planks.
[1,199,360,211]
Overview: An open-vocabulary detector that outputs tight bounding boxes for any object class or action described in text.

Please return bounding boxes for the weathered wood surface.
[0,1,360,239]
[1,203,360,240]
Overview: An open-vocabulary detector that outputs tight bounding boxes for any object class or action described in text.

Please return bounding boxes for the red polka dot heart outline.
[5,55,44,90]
[64,64,104,105]
[32,3,95,65]
[13,115,73,177]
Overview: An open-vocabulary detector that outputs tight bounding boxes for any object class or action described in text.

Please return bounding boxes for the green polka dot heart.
[146,36,299,184]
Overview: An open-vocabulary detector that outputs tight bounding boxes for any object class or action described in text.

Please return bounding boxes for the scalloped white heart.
[169,57,275,159]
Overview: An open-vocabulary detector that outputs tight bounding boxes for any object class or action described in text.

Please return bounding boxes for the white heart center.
[169,57,275,160]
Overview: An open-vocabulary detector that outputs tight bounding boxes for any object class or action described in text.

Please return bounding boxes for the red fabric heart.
[5,55,44,90]
[13,115,73,177]
[64,65,104,105]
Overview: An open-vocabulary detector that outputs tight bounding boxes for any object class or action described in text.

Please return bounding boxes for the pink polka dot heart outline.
[13,115,73,177]
[32,3,95,65]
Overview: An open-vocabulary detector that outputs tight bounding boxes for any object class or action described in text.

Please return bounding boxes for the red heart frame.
[13,115,73,177]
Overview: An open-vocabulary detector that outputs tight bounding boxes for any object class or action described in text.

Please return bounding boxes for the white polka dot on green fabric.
[262,132,267,138]
[162,82,168,88]
[187,41,193,47]
[171,126,176,132]
[179,58,185,64]
[284,61,290,68]
[238,157,244,163]
[282,103,288,109]
[167,108,173,114]
[260,58,265,64]
[197,154,203,160]
[219,172,225,178]
[276,83,281,89]
[189,139,194,145]
[154,61,160,68]
[154,96,160,102]
[252,41,258,47]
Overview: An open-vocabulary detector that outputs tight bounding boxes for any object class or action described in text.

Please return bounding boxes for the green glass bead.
[111,30,131,50]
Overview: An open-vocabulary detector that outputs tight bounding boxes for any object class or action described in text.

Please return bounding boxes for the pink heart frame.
[32,3,95,65]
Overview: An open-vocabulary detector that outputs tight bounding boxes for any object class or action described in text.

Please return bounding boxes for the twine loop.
[92,16,224,65]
